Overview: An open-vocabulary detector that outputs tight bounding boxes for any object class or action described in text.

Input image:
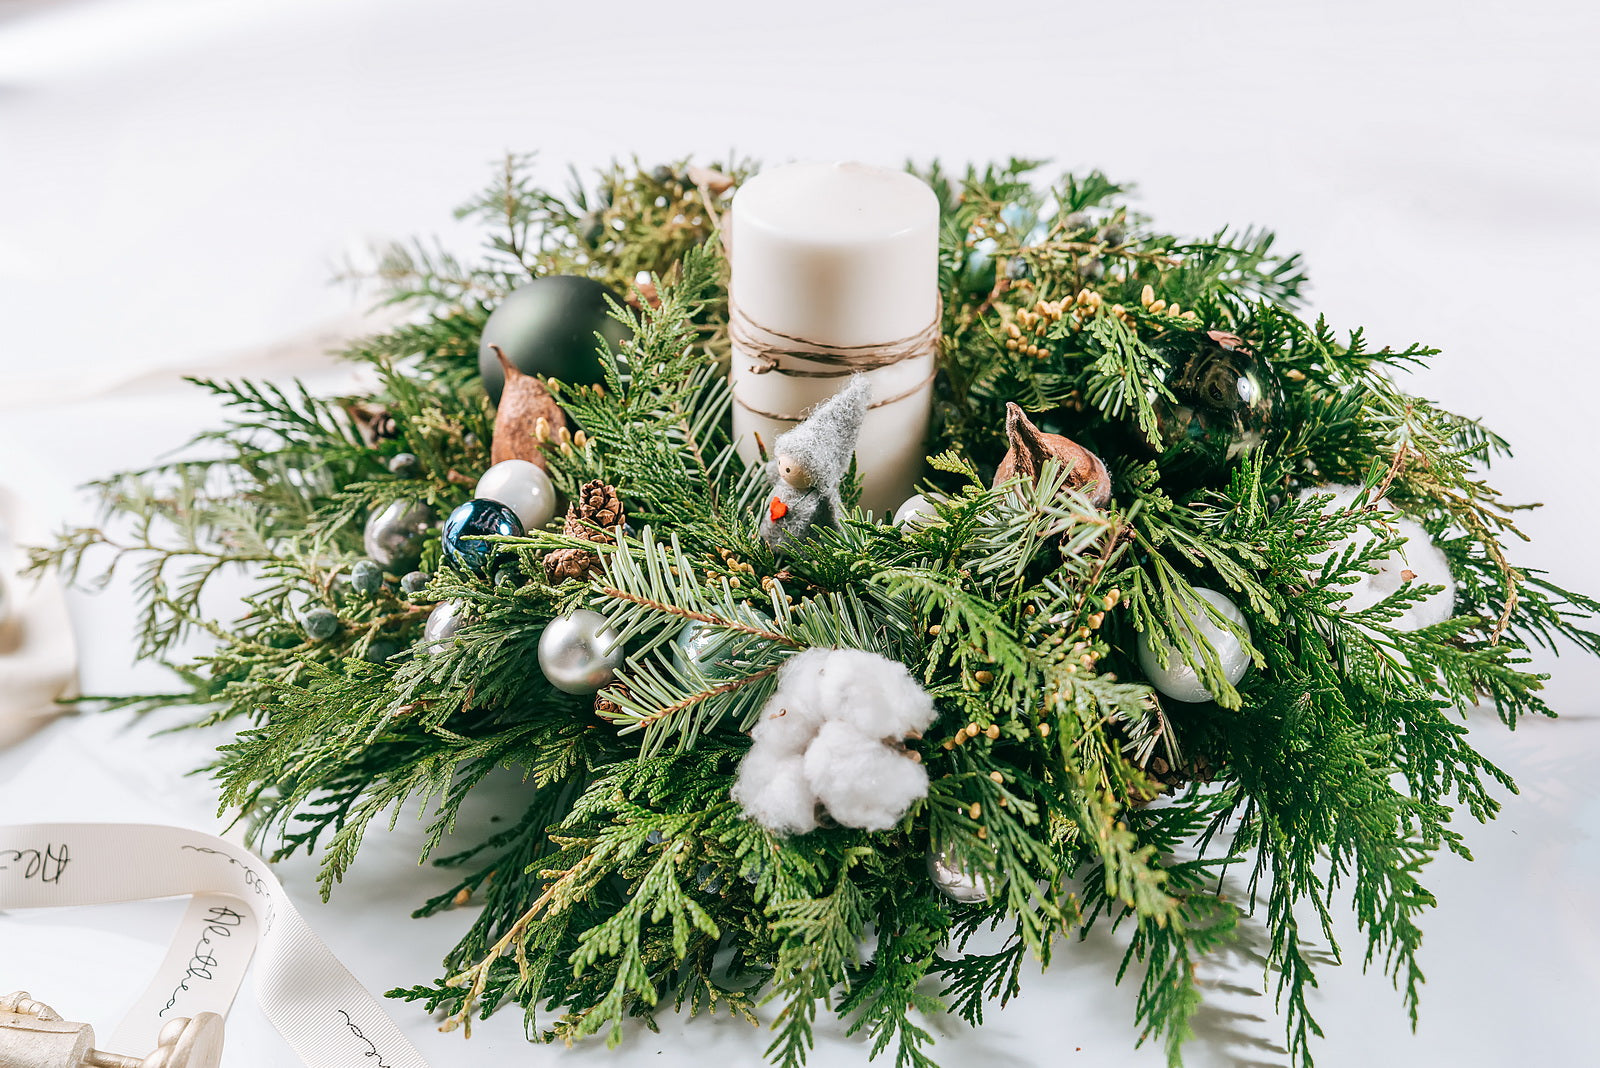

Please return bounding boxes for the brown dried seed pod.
[992,403,1111,508]
[490,345,568,470]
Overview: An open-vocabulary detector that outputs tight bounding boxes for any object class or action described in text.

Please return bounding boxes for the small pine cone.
[570,480,626,541]
[544,546,598,584]
[347,401,399,446]
[543,481,626,584]
[1142,752,1215,790]
[595,682,630,718]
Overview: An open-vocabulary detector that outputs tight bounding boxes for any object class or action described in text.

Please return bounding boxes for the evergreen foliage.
[34,156,1600,1067]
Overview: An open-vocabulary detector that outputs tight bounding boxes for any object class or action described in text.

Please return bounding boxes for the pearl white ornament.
[475,459,557,530]
[1136,587,1251,704]
[892,493,938,527]
[928,841,999,904]
[423,600,467,651]
[0,571,10,628]
[1297,485,1456,630]
[538,609,624,694]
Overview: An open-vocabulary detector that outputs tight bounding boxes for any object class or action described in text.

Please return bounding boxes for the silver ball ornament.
[423,600,467,652]
[363,499,432,571]
[928,842,999,905]
[1135,587,1251,704]
[538,609,624,694]
[475,459,558,530]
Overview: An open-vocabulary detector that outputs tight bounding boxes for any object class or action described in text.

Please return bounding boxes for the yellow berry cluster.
[941,719,1003,750]
[1138,283,1199,321]
[705,547,756,588]
[533,417,589,453]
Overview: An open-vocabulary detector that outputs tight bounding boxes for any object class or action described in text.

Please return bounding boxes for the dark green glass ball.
[1151,335,1277,481]
[477,276,631,403]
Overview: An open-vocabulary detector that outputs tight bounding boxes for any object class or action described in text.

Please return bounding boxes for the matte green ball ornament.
[477,276,632,403]
[1151,330,1278,481]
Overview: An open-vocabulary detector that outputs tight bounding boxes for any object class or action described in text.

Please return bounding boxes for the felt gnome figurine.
[759,375,871,552]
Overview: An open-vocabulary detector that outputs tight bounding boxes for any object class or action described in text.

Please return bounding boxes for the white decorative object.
[732,647,937,834]
[1136,587,1252,704]
[475,459,557,530]
[1299,485,1456,629]
[892,493,937,527]
[728,162,940,516]
[538,609,624,694]
[927,841,999,904]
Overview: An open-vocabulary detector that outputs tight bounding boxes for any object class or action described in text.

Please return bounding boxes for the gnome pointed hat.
[771,375,871,489]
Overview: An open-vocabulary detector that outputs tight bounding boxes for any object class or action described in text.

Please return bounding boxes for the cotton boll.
[748,648,833,755]
[803,720,929,831]
[732,746,818,835]
[750,695,823,757]
[1298,486,1456,629]
[813,649,937,739]
[1389,518,1457,628]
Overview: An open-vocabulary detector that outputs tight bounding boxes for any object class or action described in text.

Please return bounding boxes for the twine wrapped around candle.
[727,297,942,422]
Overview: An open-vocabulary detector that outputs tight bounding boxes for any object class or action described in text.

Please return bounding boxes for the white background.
[3,1,1599,1065]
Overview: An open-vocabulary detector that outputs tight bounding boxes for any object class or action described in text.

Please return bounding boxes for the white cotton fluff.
[731,746,819,835]
[812,648,938,740]
[747,648,832,756]
[734,647,937,834]
[1299,485,1457,630]
[803,720,929,832]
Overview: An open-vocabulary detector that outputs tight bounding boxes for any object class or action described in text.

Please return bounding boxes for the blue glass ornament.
[442,498,524,575]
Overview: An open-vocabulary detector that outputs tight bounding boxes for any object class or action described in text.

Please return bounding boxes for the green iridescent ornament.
[1151,330,1277,481]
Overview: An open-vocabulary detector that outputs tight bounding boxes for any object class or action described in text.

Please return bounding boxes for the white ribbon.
[0,822,432,1067]
[0,485,78,750]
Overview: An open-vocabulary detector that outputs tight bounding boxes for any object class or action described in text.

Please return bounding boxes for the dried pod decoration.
[543,480,626,584]
[992,402,1112,508]
[490,345,568,470]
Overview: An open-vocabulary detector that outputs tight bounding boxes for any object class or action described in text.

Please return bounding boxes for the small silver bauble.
[1135,587,1251,703]
[893,493,938,527]
[362,499,432,571]
[538,609,624,694]
[475,459,558,530]
[928,843,999,905]
[423,599,467,652]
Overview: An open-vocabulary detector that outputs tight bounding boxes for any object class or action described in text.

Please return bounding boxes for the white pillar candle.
[729,161,940,516]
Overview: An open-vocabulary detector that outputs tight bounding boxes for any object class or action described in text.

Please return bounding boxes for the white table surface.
[2,1,1598,1065]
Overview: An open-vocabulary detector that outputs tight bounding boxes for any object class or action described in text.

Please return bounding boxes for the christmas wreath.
[38,156,1600,1067]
